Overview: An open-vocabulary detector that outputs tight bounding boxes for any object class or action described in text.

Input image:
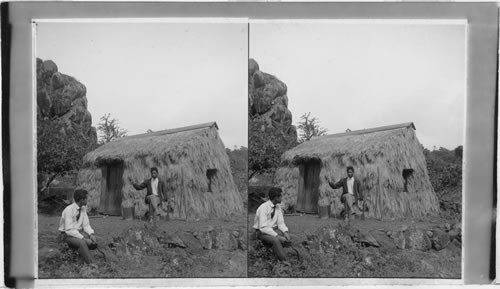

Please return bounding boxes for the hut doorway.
[99,162,124,215]
[296,160,321,214]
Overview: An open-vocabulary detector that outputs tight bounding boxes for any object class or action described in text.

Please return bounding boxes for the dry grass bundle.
[76,122,243,219]
[275,123,439,219]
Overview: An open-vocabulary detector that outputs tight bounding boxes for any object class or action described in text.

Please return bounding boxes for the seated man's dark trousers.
[255,229,289,261]
[60,231,96,264]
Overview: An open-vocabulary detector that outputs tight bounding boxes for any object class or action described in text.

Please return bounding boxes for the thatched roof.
[85,122,219,166]
[281,122,416,165]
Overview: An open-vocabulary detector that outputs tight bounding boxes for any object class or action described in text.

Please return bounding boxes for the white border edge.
[32,18,250,24]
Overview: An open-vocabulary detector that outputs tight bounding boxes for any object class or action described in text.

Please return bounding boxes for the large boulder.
[307,224,355,252]
[111,226,162,257]
[371,230,397,249]
[449,222,462,243]
[420,260,435,273]
[431,229,451,251]
[404,228,431,251]
[211,228,239,251]
[178,231,203,252]
[447,229,460,241]
[351,230,380,247]
[36,58,97,144]
[249,59,259,76]
[235,228,247,250]
[193,230,213,250]
[388,230,406,249]
[248,59,298,181]
[159,232,187,248]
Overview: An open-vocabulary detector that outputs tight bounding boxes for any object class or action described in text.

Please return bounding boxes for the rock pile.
[302,222,461,255]
[108,225,247,259]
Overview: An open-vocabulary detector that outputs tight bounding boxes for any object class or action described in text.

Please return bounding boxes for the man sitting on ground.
[58,189,98,264]
[253,187,291,261]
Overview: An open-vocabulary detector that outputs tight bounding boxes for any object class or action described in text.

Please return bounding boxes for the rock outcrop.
[249,59,297,143]
[37,58,97,143]
[248,59,297,183]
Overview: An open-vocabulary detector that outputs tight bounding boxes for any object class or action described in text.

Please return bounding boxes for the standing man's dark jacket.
[328,178,363,202]
[132,178,168,204]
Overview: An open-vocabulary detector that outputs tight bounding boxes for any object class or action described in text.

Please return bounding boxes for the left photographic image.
[35,19,248,278]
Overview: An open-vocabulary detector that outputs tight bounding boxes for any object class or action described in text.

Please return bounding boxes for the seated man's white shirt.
[253,200,288,237]
[58,203,94,239]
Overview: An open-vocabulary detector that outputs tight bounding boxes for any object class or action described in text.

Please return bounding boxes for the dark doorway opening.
[296,160,321,214]
[100,162,124,215]
[206,169,217,192]
[402,168,414,192]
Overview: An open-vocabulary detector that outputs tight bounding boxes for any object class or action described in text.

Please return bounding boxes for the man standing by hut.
[253,187,291,261]
[327,166,364,221]
[58,189,98,264]
[130,167,168,223]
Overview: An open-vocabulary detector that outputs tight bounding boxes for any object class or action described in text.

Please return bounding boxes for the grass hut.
[76,122,243,220]
[275,122,439,219]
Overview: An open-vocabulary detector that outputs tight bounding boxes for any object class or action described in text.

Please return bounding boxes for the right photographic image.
[248,20,465,278]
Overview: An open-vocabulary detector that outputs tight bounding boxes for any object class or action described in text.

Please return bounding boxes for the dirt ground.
[38,213,247,278]
[247,213,461,278]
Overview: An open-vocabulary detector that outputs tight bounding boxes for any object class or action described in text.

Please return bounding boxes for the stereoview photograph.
[248,20,465,278]
[35,20,248,278]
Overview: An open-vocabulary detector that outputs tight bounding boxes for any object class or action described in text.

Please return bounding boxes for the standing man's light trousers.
[147,195,160,220]
[341,194,359,219]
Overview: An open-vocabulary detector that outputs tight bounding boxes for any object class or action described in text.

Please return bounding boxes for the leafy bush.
[226,146,248,193]
[423,146,463,202]
[249,121,297,179]
[37,120,97,195]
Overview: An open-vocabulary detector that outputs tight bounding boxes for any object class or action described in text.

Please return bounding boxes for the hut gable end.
[77,122,243,220]
[276,122,439,219]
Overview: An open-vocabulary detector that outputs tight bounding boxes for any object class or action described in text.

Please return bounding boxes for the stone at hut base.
[431,229,451,251]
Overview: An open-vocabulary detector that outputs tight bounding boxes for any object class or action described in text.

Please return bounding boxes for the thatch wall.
[76,123,243,220]
[275,124,439,219]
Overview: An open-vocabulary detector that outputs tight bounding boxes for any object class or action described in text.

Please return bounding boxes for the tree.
[37,120,97,195]
[97,113,128,144]
[226,146,249,196]
[454,145,463,159]
[423,146,463,201]
[249,123,296,179]
[297,112,328,143]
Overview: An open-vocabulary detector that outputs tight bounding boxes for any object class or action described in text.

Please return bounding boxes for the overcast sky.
[250,20,466,150]
[36,21,248,149]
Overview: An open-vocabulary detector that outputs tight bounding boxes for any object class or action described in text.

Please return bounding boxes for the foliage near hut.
[297,112,328,143]
[76,122,243,220]
[97,113,128,144]
[226,146,249,206]
[423,146,462,202]
[275,123,440,219]
[423,146,463,219]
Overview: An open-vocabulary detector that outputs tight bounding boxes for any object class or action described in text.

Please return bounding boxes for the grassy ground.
[248,213,461,278]
[38,214,246,278]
